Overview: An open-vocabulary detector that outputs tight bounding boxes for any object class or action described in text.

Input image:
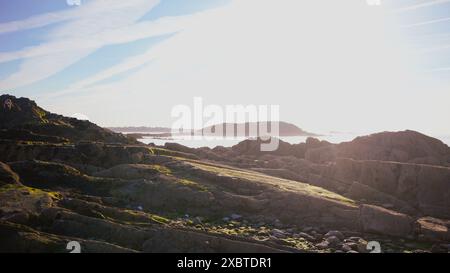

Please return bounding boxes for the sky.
[0,0,449,136]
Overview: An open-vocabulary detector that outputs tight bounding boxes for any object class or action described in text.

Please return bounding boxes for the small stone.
[348,236,363,242]
[222,217,230,222]
[342,244,353,252]
[326,236,341,246]
[136,206,143,211]
[343,242,358,251]
[271,229,286,238]
[325,230,344,240]
[257,230,268,236]
[316,241,329,250]
[297,232,315,241]
[346,250,359,253]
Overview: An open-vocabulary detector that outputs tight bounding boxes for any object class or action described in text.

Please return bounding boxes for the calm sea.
[135,133,450,148]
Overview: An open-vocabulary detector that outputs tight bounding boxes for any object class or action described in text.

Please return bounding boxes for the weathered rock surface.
[304,130,450,166]
[316,158,450,219]
[0,221,137,253]
[0,94,135,144]
[0,161,20,186]
[1,95,449,253]
[360,205,415,238]
[417,217,450,242]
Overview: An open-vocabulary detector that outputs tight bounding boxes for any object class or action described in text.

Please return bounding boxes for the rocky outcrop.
[141,228,288,253]
[315,158,450,219]
[305,130,450,166]
[0,141,158,170]
[231,138,306,158]
[0,181,293,253]
[229,137,332,159]
[0,183,56,226]
[338,130,450,165]
[0,161,20,186]
[1,95,450,253]
[0,129,69,143]
[0,94,135,144]
[0,221,137,253]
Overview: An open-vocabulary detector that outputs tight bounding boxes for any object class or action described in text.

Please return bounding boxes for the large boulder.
[360,205,415,238]
[417,217,450,242]
[318,158,450,219]
[336,130,450,166]
[231,137,306,158]
[416,165,450,219]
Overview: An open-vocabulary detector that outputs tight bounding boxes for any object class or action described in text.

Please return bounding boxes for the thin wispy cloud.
[0,0,162,89]
[429,67,450,72]
[0,0,156,34]
[0,0,449,135]
[0,15,193,64]
[401,16,450,28]
[394,0,450,13]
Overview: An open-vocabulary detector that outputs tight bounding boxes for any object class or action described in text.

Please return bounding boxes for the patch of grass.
[149,214,170,224]
[0,183,20,193]
[0,184,61,199]
[1,184,35,194]
[149,164,172,175]
[176,178,209,192]
[281,237,313,250]
[121,208,171,225]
